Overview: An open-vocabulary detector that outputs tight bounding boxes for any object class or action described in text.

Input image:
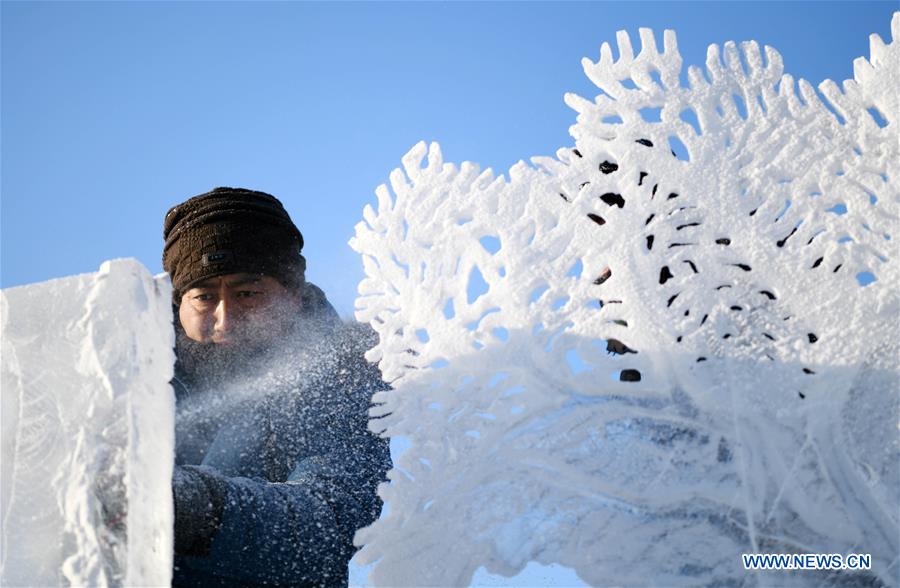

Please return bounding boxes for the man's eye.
[237,290,264,298]
[193,293,214,301]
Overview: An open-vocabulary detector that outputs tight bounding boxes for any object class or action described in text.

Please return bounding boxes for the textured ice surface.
[1,259,175,587]
[351,15,899,587]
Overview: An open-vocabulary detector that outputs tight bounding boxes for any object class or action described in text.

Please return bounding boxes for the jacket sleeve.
[173,405,391,588]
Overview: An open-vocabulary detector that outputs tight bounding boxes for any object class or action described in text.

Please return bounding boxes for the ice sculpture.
[351,14,899,587]
[1,259,175,587]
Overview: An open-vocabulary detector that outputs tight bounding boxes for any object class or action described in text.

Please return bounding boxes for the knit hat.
[163,187,306,296]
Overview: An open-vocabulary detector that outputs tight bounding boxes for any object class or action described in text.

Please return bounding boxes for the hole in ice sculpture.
[543,322,573,353]
[600,192,625,208]
[868,192,878,205]
[492,327,509,342]
[510,405,524,415]
[488,372,509,388]
[856,271,877,286]
[443,298,455,319]
[884,233,892,241]
[428,402,442,411]
[587,213,606,226]
[808,333,819,343]
[402,218,409,241]
[551,296,570,311]
[826,203,848,215]
[737,46,751,76]
[566,349,591,375]
[636,138,654,147]
[415,329,430,343]
[429,358,450,369]
[472,341,484,350]
[659,266,674,284]
[392,254,410,279]
[619,369,642,382]
[524,222,537,245]
[606,339,637,355]
[776,224,800,248]
[478,235,501,255]
[715,104,725,117]
[467,266,489,304]
[602,114,624,124]
[585,299,602,310]
[811,256,824,269]
[679,108,702,136]
[649,69,666,90]
[716,238,731,246]
[465,308,500,331]
[837,235,853,244]
[456,217,473,226]
[817,89,846,125]
[867,106,889,128]
[646,235,655,250]
[594,267,612,285]
[684,260,699,273]
[566,259,583,279]
[620,77,638,90]
[639,107,662,122]
[503,385,525,398]
[756,94,768,114]
[529,284,550,304]
[668,136,689,161]
[774,199,791,222]
[807,228,826,245]
[598,160,619,174]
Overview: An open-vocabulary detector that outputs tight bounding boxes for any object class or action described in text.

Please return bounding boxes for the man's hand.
[172,465,228,556]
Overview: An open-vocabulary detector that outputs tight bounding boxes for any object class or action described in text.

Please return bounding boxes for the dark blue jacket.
[171,288,390,587]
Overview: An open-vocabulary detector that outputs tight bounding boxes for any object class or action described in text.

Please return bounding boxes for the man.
[162,187,391,587]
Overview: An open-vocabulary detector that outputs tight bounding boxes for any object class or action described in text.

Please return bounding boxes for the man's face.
[178,273,300,349]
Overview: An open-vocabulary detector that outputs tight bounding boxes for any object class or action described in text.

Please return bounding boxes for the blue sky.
[2,1,895,318]
[2,2,896,585]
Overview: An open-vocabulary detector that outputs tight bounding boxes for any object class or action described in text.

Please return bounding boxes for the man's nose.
[213,296,236,334]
